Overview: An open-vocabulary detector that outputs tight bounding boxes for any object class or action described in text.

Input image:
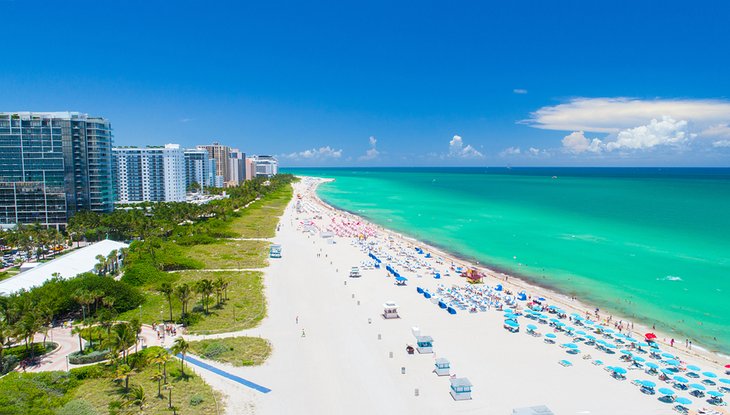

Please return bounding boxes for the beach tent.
[416,335,434,354]
[434,358,450,376]
[449,377,473,401]
[383,301,399,319]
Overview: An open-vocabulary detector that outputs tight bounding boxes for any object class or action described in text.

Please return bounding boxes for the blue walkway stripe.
[177,353,272,394]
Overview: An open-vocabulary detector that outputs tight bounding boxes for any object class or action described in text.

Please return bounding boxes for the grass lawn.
[3,341,57,360]
[189,336,271,367]
[228,184,292,238]
[121,270,266,334]
[185,239,269,269]
[0,347,220,415]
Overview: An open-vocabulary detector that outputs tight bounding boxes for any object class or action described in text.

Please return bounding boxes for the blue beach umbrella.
[664,359,680,366]
[641,380,657,388]
[612,367,627,375]
[661,368,676,375]
[495,284,503,291]
[545,333,557,339]
[563,343,578,349]
[720,378,730,385]
[504,320,519,328]
[646,362,659,369]
[675,397,692,405]
[576,330,587,336]
[690,383,706,391]
[620,349,633,355]
[556,322,566,327]
[673,376,689,384]
[661,352,675,359]
[565,326,575,332]
[687,365,702,371]
[658,388,676,396]
[633,356,646,363]
[703,371,718,378]
[707,391,724,397]
[527,324,537,330]
[586,335,596,341]
[605,343,617,349]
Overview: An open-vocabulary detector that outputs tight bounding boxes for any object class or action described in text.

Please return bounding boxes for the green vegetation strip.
[228,184,293,238]
[189,337,272,366]
[0,346,219,415]
[185,239,269,270]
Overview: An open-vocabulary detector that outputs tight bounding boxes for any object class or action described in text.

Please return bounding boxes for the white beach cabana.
[434,357,450,376]
[415,335,434,354]
[450,377,473,400]
[382,301,399,319]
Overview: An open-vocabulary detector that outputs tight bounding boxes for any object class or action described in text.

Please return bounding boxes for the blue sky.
[2,0,730,166]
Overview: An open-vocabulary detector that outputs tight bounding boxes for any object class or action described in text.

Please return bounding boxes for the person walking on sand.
[296,316,299,324]
[301,329,306,338]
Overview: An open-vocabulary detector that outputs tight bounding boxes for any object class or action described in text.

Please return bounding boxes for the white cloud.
[608,116,688,151]
[713,140,730,148]
[702,123,730,139]
[359,136,380,160]
[527,97,730,133]
[449,135,484,159]
[528,147,547,156]
[513,89,528,94]
[562,131,604,154]
[499,146,521,156]
[283,146,343,160]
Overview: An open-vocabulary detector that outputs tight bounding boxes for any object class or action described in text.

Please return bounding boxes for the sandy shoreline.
[185,176,728,415]
[310,176,728,365]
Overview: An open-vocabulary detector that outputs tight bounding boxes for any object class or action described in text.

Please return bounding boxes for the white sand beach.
[188,177,729,415]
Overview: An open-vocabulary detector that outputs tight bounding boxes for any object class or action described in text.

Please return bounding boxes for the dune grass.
[228,184,292,238]
[189,336,272,366]
[185,239,269,270]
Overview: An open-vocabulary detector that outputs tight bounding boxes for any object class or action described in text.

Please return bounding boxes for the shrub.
[70,364,107,380]
[0,355,19,375]
[68,349,110,365]
[201,342,228,359]
[189,394,205,406]
[121,262,165,286]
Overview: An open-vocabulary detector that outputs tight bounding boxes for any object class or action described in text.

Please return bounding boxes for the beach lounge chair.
[673,405,690,414]
[559,360,572,367]
[593,360,604,366]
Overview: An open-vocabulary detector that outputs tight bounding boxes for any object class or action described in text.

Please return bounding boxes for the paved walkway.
[178,354,271,394]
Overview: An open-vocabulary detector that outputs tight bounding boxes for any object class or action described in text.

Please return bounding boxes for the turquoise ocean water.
[284,168,730,355]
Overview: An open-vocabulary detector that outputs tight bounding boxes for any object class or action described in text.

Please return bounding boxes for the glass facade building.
[0,112,114,227]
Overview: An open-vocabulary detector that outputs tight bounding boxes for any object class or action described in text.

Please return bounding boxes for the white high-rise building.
[113,144,186,203]
[253,155,279,178]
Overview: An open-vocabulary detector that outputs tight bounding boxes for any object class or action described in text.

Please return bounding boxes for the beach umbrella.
[586,335,596,341]
[687,365,701,371]
[661,369,676,375]
[661,352,675,359]
[495,284,503,291]
[563,343,578,349]
[707,391,724,398]
[633,356,646,363]
[605,343,617,349]
[620,349,633,355]
[658,388,676,396]
[720,378,730,385]
[504,320,519,328]
[664,359,680,366]
[689,383,706,391]
[673,376,689,384]
[556,322,566,327]
[638,342,650,347]
[612,367,627,375]
[576,330,587,336]
[646,362,659,369]
[675,397,692,405]
[641,380,657,388]
[645,332,658,341]
[565,326,575,332]
[550,318,560,323]
[526,324,537,330]
[545,333,557,339]
[703,371,718,378]
[604,329,615,334]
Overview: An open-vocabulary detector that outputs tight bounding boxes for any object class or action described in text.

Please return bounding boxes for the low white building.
[0,239,129,295]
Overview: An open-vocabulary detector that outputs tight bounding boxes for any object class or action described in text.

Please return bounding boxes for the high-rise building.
[197,142,231,185]
[113,144,186,203]
[227,149,246,186]
[0,112,114,228]
[253,155,279,178]
[184,148,212,190]
[245,157,256,181]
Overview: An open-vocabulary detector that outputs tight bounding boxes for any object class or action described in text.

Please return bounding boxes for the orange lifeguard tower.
[462,268,484,284]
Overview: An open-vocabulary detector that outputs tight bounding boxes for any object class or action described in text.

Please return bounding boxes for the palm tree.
[123,384,147,412]
[71,325,84,352]
[95,254,106,275]
[105,322,136,363]
[213,277,225,307]
[171,337,189,376]
[158,282,174,321]
[148,348,170,384]
[114,363,134,391]
[151,370,164,398]
[17,311,40,353]
[175,284,192,318]
[73,289,93,321]
[195,279,214,314]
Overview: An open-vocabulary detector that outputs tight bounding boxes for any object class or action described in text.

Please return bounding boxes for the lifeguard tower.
[434,358,450,376]
[415,335,434,354]
[450,377,473,400]
[269,244,282,259]
[462,268,484,284]
[383,301,399,319]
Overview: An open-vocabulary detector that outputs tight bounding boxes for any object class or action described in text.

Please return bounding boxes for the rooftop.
[0,239,129,295]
